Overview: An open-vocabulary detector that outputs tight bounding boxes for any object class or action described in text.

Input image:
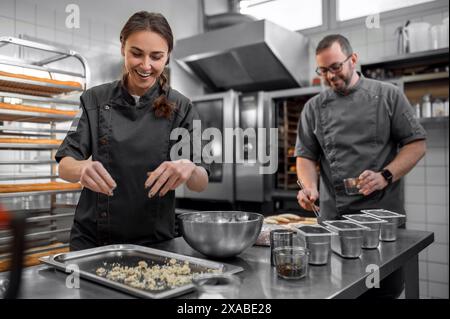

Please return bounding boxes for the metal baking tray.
[39,244,244,299]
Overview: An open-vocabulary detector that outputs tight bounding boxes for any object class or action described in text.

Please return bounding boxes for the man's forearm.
[385,140,426,182]
[296,157,319,190]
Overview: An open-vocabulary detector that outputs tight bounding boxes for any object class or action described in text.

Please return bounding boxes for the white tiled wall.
[305,8,450,83]
[405,121,449,299]
[0,0,203,95]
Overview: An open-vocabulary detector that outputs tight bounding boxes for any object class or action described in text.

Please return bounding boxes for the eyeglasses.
[315,55,352,76]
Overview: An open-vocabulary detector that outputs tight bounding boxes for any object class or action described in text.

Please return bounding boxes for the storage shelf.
[419,116,449,124]
[0,227,71,245]
[0,159,56,165]
[0,107,75,123]
[0,74,83,97]
[0,188,81,199]
[362,47,449,68]
[402,72,449,83]
[0,106,75,123]
[0,91,79,105]
[0,174,59,181]
[0,181,81,193]
[0,125,69,134]
[0,36,88,253]
[27,212,75,223]
[0,142,61,150]
[0,58,85,79]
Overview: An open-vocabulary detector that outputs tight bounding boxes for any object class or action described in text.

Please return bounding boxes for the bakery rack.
[0,36,89,257]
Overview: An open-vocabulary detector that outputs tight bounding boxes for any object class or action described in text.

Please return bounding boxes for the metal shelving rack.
[0,36,90,254]
[361,47,449,122]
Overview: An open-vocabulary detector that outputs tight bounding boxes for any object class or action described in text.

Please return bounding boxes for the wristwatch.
[381,169,393,185]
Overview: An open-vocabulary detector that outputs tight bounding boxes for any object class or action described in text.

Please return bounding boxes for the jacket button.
[101,211,107,218]
[100,137,108,145]
[104,105,110,110]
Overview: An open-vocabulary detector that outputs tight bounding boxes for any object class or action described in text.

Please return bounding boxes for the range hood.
[173,19,310,92]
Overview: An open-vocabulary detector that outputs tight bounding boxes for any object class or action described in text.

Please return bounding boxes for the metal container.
[323,220,369,258]
[39,244,243,299]
[293,224,334,265]
[362,209,405,242]
[342,214,387,249]
[178,211,264,258]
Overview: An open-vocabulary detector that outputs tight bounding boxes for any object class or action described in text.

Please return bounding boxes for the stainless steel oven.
[176,87,324,206]
[233,87,323,203]
[264,87,323,196]
[176,90,237,203]
[234,91,267,202]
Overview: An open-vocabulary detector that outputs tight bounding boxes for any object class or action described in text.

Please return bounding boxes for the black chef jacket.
[295,73,426,220]
[55,80,204,250]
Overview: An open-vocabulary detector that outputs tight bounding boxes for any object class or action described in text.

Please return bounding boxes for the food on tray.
[263,218,279,225]
[265,216,290,224]
[0,70,82,89]
[95,258,221,291]
[0,102,78,116]
[264,213,316,225]
[0,138,62,145]
[0,182,82,193]
[277,213,303,221]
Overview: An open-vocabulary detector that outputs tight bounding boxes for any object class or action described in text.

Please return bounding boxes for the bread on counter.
[256,214,318,246]
[264,213,316,225]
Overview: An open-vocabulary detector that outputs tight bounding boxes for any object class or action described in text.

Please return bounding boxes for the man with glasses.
[295,34,426,298]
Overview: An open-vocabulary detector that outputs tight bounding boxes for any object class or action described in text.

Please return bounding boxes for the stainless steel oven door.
[177,90,237,202]
[235,91,265,202]
[263,86,323,195]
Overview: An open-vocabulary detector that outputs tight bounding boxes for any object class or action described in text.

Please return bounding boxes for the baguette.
[277,213,303,221]
[0,102,77,116]
[0,70,82,89]
[0,182,82,193]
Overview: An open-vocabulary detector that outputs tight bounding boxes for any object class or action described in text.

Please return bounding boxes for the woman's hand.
[80,161,117,196]
[145,159,197,197]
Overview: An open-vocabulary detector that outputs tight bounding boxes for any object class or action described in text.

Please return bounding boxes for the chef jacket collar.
[333,71,365,97]
[113,75,161,107]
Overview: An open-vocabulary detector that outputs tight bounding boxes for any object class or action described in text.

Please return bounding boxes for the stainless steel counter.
[0,229,433,299]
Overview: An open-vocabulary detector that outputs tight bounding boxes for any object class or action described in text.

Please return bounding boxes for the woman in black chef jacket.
[56,11,209,251]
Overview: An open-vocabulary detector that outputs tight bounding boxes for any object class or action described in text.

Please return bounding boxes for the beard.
[324,66,354,94]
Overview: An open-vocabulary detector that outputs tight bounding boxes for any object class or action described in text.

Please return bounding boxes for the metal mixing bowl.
[178,211,264,259]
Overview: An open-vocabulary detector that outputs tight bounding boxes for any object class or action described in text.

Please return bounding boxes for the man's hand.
[80,161,116,196]
[358,170,388,196]
[145,159,196,197]
[297,188,320,212]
